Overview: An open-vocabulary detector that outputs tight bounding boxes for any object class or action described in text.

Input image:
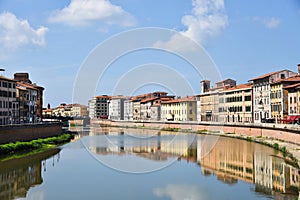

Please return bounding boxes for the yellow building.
[161,96,197,121]
[270,76,300,121]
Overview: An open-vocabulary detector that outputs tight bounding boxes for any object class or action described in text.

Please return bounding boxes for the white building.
[0,76,18,125]
[250,70,296,123]
[124,99,133,121]
[108,96,126,120]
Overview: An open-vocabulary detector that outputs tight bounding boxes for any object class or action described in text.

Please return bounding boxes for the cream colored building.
[71,104,88,117]
[199,79,236,122]
[222,83,253,123]
[161,96,197,121]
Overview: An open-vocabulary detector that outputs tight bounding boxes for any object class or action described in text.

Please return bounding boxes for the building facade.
[270,77,300,121]
[250,70,297,123]
[161,96,197,122]
[71,104,88,117]
[124,99,133,121]
[284,83,300,116]
[16,82,38,123]
[108,96,126,120]
[88,95,111,119]
[0,76,18,125]
[14,73,44,122]
[222,83,253,123]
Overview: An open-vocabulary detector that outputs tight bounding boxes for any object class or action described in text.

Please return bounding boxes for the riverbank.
[93,120,300,168]
[0,133,73,161]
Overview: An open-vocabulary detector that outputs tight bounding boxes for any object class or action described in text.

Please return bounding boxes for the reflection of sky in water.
[9,132,299,200]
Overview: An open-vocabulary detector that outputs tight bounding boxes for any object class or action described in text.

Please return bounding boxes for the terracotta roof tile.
[249,69,296,81]
[225,83,252,91]
[284,82,300,89]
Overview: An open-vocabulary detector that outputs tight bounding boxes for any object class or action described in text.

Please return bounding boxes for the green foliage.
[161,127,180,132]
[197,129,207,134]
[273,143,279,150]
[0,134,73,156]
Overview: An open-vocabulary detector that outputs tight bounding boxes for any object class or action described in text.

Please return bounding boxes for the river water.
[0,127,299,200]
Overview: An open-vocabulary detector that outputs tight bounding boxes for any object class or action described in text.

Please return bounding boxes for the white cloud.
[253,17,281,29]
[154,0,228,52]
[48,0,136,27]
[0,12,48,50]
[153,184,211,200]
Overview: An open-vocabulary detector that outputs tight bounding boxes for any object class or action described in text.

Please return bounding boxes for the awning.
[286,115,300,123]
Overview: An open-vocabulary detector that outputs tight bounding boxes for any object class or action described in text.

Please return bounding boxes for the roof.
[225,83,253,91]
[110,95,129,99]
[283,82,300,89]
[0,75,17,82]
[140,97,159,103]
[249,69,294,81]
[162,96,196,104]
[271,76,300,84]
[215,78,236,84]
[17,82,39,90]
[16,85,27,91]
[94,95,112,99]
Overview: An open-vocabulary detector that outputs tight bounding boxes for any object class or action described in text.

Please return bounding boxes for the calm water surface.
[1,127,299,200]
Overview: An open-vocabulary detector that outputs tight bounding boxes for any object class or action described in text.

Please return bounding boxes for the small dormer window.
[280,74,285,79]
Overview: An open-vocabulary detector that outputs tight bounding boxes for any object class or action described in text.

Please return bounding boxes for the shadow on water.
[0,148,60,200]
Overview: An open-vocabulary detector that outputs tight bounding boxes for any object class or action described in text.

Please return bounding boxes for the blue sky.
[0,0,300,107]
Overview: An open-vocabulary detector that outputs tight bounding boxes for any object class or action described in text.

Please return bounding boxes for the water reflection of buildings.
[0,148,60,199]
[82,127,300,196]
[200,137,255,184]
[255,152,298,195]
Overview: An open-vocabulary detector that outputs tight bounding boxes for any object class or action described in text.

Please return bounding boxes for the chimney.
[14,72,32,84]
[201,80,210,94]
[298,64,300,76]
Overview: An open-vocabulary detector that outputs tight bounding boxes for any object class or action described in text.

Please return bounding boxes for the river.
[0,127,299,200]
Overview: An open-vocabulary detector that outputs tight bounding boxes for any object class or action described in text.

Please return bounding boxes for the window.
[246,106,251,112]
[290,97,293,103]
[294,97,297,103]
[244,95,251,101]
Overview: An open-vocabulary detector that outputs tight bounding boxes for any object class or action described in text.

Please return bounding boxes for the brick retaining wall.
[0,123,63,144]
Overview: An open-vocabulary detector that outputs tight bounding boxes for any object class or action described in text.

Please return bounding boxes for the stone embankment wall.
[92,120,300,145]
[0,123,62,144]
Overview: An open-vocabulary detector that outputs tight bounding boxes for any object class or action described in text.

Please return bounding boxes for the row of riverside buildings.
[42,103,88,118]
[88,64,300,124]
[0,73,44,125]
